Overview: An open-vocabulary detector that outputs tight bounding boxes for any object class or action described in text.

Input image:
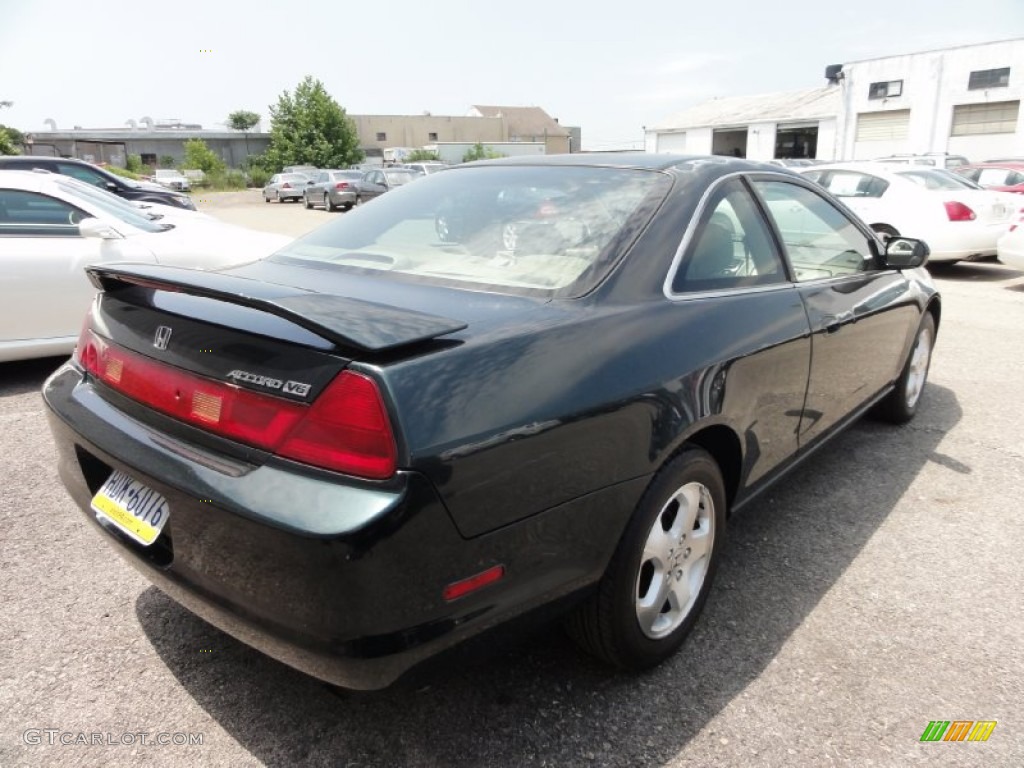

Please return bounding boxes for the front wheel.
[876,312,935,424]
[566,448,726,669]
[304,194,313,209]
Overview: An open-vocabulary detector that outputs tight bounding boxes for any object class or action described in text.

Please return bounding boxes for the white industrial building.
[646,38,1024,163]
[644,87,839,161]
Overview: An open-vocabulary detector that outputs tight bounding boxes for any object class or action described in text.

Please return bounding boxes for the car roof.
[464,152,792,174]
[961,161,1024,170]
[0,169,57,192]
[0,155,92,165]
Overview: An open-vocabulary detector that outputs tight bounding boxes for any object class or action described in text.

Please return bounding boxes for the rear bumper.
[328,189,357,206]
[43,363,639,688]
[925,221,1010,262]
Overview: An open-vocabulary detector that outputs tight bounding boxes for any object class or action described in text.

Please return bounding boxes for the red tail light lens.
[335,182,350,190]
[277,372,397,479]
[944,201,976,221]
[77,330,396,479]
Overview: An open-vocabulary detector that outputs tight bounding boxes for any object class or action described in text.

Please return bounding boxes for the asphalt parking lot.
[2,191,1022,767]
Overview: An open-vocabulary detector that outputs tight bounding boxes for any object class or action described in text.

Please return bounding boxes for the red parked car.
[955,162,1024,194]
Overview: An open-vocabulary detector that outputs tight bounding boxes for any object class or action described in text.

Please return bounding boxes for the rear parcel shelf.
[87,263,468,353]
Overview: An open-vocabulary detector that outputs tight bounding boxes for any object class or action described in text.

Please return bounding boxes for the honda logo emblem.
[153,326,172,350]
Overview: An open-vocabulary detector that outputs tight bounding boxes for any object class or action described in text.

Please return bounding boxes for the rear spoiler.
[87,264,467,353]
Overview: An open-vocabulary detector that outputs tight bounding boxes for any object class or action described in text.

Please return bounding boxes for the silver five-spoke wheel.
[636,481,714,639]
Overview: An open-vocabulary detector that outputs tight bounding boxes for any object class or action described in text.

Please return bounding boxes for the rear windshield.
[897,169,976,190]
[271,165,670,296]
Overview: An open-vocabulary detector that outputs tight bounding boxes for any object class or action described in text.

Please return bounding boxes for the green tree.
[182,138,226,174]
[265,76,362,170]
[227,109,260,132]
[404,148,441,162]
[0,128,17,156]
[228,109,261,160]
[462,142,505,162]
[0,100,19,156]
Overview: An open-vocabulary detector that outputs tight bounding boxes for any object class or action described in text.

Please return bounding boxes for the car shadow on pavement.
[0,357,67,397]
[928,261,1023,282]
[135,383,961,768]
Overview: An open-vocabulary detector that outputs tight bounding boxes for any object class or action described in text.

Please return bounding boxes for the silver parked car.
[151,169,191,191]
[263,173,313,203]
[354,168,419,203]
[303,170,364,211]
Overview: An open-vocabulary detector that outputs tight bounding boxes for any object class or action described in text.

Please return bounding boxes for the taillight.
[77,330,396,479]
[277,372,396,479]
[944,201,976,221]
[335,182,350,190]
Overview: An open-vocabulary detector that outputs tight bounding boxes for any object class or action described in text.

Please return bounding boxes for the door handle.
[824,311,854,333]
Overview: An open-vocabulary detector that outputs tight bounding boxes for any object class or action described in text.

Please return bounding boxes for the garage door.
[951,101,1020,136]
[855,110,910,141]
[656,132,687,153]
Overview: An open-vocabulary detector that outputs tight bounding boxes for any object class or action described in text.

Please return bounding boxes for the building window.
[428,132,438,142]
[375,132,387,142]
[868,80,903,99]
[951,100,1020,136]
[140,153,157,166]
[968,67,1010,90]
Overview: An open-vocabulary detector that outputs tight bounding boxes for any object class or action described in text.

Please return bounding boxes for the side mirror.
[881,237,929,269]
[79,217,123,240]
[105,181,119,190]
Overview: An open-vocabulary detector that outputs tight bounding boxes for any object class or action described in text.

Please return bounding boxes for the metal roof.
[650,87,840,132]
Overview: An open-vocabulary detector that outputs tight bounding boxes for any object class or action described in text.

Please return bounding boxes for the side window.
[317,173,327,183]
[958,167,981,182]
[821,171,889,198]
[977,168,1010,186]
[0,190,87,236]
[56,162,107,188]
[1007,171,1024,186]
[753,180,876,281]
[671,179,786,293]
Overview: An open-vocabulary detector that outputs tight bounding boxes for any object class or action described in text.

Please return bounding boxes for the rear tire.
[304,194,313,209]
[325,193,337,212]
[566,448,726,669]
[876,312,935,424]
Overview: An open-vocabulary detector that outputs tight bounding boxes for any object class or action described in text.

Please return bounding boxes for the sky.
[1,0,1022,151]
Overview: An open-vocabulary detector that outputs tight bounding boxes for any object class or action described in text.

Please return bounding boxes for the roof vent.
[825,64,844,84]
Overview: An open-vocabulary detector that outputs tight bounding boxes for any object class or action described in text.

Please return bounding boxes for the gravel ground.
[1,197,1022,767]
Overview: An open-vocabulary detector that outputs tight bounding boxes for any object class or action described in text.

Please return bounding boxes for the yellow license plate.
[90,470,169,546]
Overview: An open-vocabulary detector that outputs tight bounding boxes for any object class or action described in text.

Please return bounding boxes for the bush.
[159,154,176,167]
[182,138,226,175]
[246,166,271,188]
[198,169,249,191]
[125,154,143,173]
[462,142,505,162]
[106,165,143,180]
[405,149,441,162]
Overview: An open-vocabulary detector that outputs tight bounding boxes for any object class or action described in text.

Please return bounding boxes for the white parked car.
[0,171,290,362]
[798,163,1017,263]
[997,223,1024,270]
[152,168,191,191]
